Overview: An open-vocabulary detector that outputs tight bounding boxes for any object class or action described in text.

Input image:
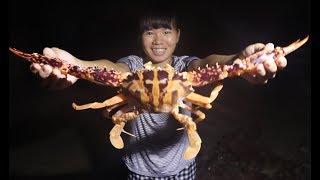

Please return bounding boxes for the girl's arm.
[187,54,238,71]
[187,43,287,84]
[31,47,130,89]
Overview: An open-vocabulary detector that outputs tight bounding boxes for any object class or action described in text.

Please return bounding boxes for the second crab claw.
[187,36,309,87]
[281,36,309,55]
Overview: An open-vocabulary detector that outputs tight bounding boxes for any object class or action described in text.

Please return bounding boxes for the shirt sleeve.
[117,55,143,72]
[173,56,199,72]
[182,56,199,69]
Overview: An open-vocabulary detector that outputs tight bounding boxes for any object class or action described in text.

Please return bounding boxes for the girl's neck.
[144,57,173,68]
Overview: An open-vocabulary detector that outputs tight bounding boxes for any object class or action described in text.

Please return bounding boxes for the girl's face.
[141,28,180,64]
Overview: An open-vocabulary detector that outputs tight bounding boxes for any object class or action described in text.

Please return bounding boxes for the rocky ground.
[196,128,310,180]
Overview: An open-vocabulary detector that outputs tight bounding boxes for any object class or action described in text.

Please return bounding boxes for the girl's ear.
[176,29,181,43]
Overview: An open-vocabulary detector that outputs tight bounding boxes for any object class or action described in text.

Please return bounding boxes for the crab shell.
[121,62,194,113]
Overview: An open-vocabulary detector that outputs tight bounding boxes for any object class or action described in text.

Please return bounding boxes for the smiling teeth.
[152,48,166,55]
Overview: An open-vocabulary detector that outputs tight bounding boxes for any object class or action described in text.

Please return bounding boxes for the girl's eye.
[164,31,171,35]
[145,31,153,35]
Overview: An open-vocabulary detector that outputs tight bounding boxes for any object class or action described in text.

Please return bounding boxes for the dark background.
[9,0,310,179]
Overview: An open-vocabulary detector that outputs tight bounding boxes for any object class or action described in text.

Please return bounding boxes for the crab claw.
[109,122,125,149]
[9,47,126,87]
[183,129,202,160]
[187,36,309,87]
[9,47,64,67]
[281,36,309,55]
[182,121,202,160]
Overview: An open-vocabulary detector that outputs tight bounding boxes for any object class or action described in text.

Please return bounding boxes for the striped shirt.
[117,55,199,177]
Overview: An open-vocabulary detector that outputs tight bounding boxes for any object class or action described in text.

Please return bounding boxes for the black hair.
[139,11,179,34]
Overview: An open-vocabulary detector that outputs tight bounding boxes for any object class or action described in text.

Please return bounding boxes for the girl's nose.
[152,40,161,45]
[152,34,162,45]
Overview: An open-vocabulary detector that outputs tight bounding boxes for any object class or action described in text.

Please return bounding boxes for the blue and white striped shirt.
[117,55,199,177]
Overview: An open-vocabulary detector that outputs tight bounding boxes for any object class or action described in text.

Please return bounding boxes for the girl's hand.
[239,43,287,84]
[30,47,78,89]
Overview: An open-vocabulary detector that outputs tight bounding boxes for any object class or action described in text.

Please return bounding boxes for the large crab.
[9,36,308,160]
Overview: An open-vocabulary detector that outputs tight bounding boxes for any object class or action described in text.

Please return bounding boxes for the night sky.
[9,0,310,179]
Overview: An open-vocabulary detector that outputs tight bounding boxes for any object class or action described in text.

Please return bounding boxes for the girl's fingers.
[275,56,287,70]
[263,58,277,74]
[66,74,78,84]
[43,47,57,58]
[30,63,41,74]
[52,68,66,79]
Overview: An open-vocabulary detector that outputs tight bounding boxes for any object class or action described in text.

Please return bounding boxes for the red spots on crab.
[87,67,123,87]
[158,70,168,79]
[47,58,63,67]
[68,65,83,76]
[190,64,228,87]
[158,71,169,92]
[9,48,64,67]
[9,48,125,87]
[190,63,251,87]
[172,73,185,81]
[142,70,154,93]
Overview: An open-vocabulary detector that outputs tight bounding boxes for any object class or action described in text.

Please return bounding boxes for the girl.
[29,12,286,180]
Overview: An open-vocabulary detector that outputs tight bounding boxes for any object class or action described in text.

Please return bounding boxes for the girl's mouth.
[152,48,167,56]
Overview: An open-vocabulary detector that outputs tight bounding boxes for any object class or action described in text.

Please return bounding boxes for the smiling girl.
[29,12,287,180]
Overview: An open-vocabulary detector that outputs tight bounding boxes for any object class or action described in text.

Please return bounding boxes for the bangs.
[139,15,178,33]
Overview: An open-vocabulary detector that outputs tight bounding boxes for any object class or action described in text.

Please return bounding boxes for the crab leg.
[109,106,139,149]
[185,84,223,109]
[171,106,201,160]
[176,103,206,131]
[9,48,128,87]
[103,101,127,118]
[180,103,206,122]
[72,93,127,110]
[188,36,309,87]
